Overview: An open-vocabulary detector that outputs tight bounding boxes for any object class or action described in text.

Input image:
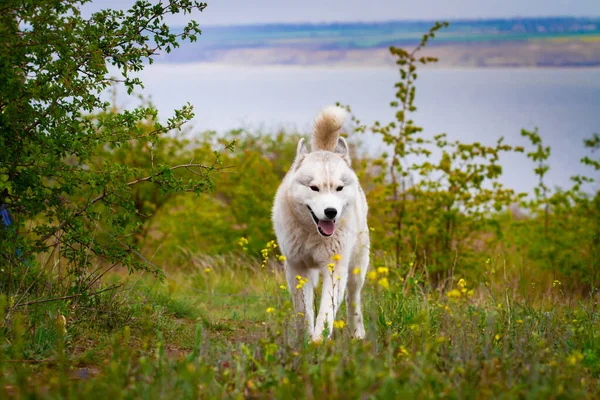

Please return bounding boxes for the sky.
[82,0,600,26]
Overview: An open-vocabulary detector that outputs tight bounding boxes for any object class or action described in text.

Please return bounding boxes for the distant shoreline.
[160,17,600,68]
[156,43,600,68]
[147,62,600,71]
[197,16,600,30]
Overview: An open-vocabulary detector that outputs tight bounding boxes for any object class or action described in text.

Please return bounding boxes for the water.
[114,64,600,194]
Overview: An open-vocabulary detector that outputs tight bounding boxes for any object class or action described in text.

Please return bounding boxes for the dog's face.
[289,138,358,237]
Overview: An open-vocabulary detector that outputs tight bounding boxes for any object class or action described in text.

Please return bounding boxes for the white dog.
[272,105,370,341]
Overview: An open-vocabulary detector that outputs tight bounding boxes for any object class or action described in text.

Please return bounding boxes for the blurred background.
[74,0,600,281]
[83,0,600,193]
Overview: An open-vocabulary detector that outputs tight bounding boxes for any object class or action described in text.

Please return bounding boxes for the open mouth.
[307,206,335,237]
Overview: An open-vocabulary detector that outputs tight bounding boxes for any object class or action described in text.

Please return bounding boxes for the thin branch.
[84,261,120,292]
[126,163,230,186]
[11,284,123,308]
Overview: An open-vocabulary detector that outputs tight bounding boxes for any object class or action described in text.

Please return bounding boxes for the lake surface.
[115,65,600,195]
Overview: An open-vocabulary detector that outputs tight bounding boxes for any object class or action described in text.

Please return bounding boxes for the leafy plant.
[0,1,233,310]
[343,22,523,282]
[514,130,600,290]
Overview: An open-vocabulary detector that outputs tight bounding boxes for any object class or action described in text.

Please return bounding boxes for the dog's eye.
[310,186,319,192]
[336,186,344,192]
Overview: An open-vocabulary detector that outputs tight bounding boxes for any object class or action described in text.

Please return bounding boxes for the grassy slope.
[2,254,599,399]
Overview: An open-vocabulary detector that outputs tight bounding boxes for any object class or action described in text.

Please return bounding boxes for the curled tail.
[311,105,347,152]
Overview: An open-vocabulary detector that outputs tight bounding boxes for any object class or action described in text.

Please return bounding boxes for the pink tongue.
[318,220,335,235]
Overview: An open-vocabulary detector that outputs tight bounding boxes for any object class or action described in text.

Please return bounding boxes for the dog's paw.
[309,336,323,346]
[351,326,366,340]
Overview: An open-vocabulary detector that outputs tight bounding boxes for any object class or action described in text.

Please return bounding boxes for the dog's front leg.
[313,260,349,341]
[285,262,318,339]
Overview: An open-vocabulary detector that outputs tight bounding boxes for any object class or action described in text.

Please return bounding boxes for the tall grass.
[0,253,598,398]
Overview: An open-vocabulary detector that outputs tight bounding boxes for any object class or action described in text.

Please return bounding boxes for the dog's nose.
[324,208,337,219]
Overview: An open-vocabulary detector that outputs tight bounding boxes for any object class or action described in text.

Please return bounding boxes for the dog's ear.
[334,137,351,163]
[291,138,309,171]
[296,138,309,156]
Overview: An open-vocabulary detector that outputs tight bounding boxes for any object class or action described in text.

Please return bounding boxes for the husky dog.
[272,105,370,341]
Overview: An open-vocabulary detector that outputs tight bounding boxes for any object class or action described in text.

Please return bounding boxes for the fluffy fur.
[272,105,370,341]
[311,105,348,152]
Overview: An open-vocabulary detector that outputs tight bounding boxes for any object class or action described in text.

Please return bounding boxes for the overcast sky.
[82,0,600,26]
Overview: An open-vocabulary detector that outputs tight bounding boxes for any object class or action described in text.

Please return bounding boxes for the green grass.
[1,255,599,399]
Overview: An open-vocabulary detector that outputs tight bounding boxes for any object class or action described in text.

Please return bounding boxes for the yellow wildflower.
[327,263,335,272]
[279,285,287,290]
[352,267,361,275]
[204,267,211,273]
[295,275,309,289]
[567,351,584,366]
[237,237,249,251]
[377,267,389,276]
[333,320,346,329]
[378,277,390,289]
[367,270,377,282]
[446,289,461,298]
[398,346,409,357]
[457,278,466,288]
[331,254,342,261]
[266,307,275,313]
[278,255,287,262]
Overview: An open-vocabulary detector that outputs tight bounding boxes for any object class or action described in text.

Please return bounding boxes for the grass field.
[3,253,599,399]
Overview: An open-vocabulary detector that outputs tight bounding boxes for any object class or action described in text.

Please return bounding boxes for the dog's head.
[288,138,358,237]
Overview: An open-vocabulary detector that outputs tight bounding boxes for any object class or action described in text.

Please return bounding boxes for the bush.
[0,0,229,295]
